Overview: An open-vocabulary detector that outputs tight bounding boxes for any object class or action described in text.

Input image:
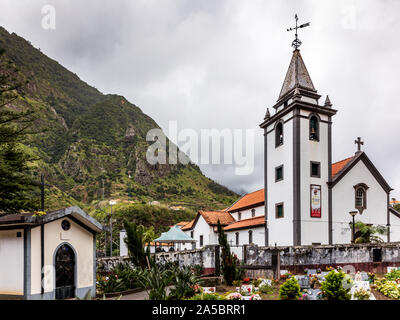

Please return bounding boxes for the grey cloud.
[0,0,399,198]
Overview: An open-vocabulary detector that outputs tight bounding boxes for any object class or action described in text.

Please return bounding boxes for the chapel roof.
[181,219,195,231]
[199,210,236,226]
[0,206,103,232]
[223,216,266,232]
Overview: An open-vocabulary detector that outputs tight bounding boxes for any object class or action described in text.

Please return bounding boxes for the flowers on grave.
[310,275,319,289]
[226,292,242,300]
[316,268,321,274]
[353,287,371,300]
[367,272,376,283]
[242,277,251,284]
[326,266,334,272]
[300,293,308,300]
[249,294,262,300]
[191,284,201,294]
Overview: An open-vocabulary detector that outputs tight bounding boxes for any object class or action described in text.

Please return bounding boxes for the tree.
[0,48,39,213]
[351,221,387,243]
[123,220,150,268]
[320,270,352,300]
[217,220,240,286]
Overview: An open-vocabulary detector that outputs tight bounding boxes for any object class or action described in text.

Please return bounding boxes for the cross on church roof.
[287,14,310,50]
[355,137,364,153]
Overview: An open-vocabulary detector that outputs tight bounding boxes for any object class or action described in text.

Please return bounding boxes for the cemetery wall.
[97,245,219,275]
[244,243,400,274]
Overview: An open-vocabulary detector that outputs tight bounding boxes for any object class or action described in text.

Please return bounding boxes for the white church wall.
[267,111,294,246]
[190,215,215,249]
[225,226,265,247]
[332,160,388,244]
[0,229,24,296]
[389,213,400,242]
[299,112,330,245]
[230,205,264,221]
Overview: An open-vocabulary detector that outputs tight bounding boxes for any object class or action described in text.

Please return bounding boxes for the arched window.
[354,183,368,214]
[275,121,284,147]
[309,115,319,141]
[235,232,239,246]
[249,230,253,244]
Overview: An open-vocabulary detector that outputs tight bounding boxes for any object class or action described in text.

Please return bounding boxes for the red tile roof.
[331,156,354,178]
[224,216,266,231]
[171,221,190,228]
[199,211,235,226]
[227,189,265,212]
[181,219,195,231]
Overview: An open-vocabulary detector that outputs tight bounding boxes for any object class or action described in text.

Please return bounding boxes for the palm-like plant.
[352,221,387,243]
[138,265,173,300]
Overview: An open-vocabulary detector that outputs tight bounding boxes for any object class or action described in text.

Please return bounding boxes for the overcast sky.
[0,0,399,197]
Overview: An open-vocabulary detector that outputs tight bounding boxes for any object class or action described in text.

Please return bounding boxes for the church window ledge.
[354,183,369,213]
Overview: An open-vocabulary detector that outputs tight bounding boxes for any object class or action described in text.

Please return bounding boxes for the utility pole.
[109,200,117,256]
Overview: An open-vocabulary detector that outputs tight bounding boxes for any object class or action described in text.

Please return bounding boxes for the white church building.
[177,47,400,249]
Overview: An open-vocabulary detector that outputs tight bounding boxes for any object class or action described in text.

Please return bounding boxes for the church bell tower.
[260,16,337,246]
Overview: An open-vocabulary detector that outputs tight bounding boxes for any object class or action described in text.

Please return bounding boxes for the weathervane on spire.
[287,14,310,50]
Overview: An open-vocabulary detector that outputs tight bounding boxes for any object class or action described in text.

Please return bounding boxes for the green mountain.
[0,26,238,214]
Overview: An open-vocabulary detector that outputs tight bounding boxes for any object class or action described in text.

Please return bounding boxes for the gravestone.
[307,269,317,276]
[260,279,272,287]
[360,272,369,282]
[280,270,289,275]
[202,287,216,294]
[306,289,322,300]
[295,276,310,289]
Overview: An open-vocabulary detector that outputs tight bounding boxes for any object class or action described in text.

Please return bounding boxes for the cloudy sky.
[0,0,399,197]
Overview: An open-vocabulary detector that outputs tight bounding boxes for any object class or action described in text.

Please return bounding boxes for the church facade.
[177,47,400,250]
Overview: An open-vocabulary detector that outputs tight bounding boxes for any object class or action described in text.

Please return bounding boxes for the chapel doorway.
[55,244,75,299]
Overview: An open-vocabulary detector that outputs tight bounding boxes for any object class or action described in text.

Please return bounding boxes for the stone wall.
[244,243,400,274]
[97,245,219,275]
[97,256,132,273]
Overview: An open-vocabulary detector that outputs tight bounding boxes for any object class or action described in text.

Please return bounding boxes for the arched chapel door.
[55,244,75,299]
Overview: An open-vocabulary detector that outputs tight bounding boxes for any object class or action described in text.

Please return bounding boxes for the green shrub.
[232,280,242,287]
[320,270,351,300]
[192,265,204,277]
[168,266,200,300]
[279,278,301,300]
[138,265,173,300]
[189,293,226,300]
[259,284,274,294]
[375,278,400,299]
[385,270,400,281]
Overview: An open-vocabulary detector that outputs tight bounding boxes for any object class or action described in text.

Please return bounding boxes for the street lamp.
[349,211,358,243]
[109,200,117,256]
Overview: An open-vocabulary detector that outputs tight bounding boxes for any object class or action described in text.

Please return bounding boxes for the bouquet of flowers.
[353,287,371,300]
[226,292,242,300]
[249,294,261,300]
